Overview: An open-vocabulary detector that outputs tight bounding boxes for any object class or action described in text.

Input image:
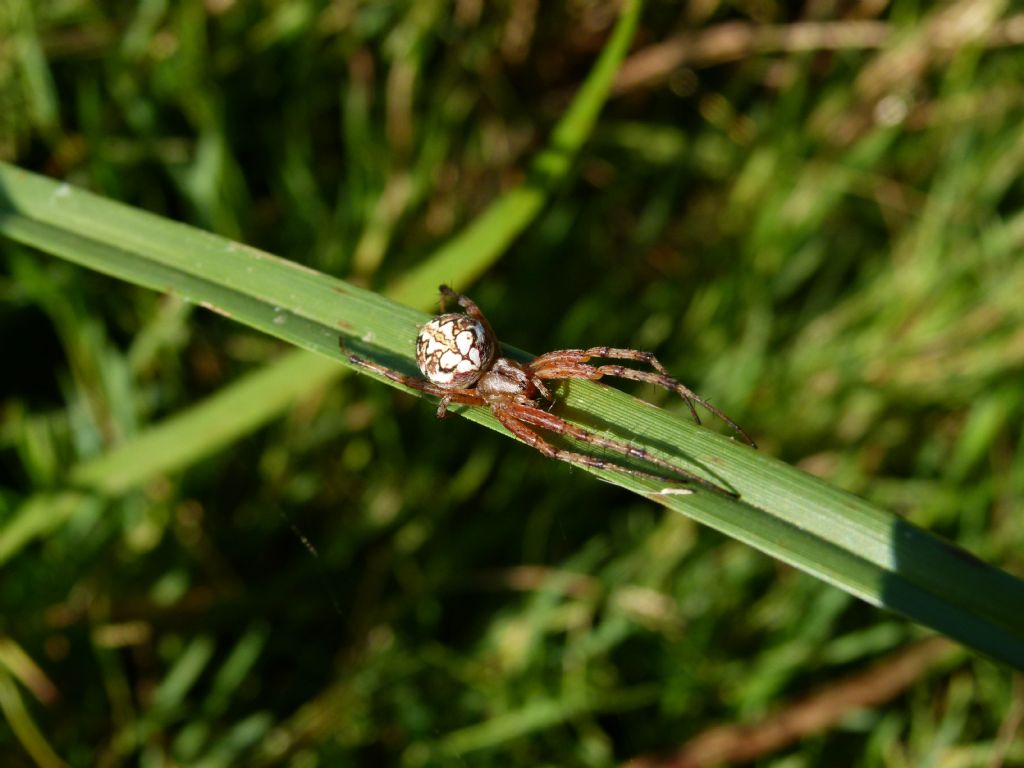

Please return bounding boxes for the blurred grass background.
[2,0,1024,766]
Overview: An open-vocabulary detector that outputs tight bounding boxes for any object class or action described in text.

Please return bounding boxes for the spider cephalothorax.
[345,285,755,492]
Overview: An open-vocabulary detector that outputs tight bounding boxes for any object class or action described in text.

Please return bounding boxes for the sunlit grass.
[2,1,1024,766]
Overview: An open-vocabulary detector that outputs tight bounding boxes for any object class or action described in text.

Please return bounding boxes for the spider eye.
[416,313,495,389]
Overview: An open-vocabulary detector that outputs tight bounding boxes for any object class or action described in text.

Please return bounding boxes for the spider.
[343,285,755,493]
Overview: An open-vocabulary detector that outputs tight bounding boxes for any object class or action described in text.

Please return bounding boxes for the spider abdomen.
[416,313,495,389]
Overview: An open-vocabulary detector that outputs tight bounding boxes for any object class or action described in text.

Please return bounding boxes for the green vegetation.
[2,1,1023,765]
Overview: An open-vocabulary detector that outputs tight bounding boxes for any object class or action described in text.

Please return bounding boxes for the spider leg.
[343,347,486,417]
[532,375,554,403]
[596,364,755,448]
[495,402,734,494]
[435,393,477,419]
[439,284,499,347]
[530,348,756,448]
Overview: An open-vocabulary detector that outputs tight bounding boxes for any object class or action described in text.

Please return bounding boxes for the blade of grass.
[394,0,643,299]
[3,160,1024,670]
[0,665,66,768]
[427,684,659,762]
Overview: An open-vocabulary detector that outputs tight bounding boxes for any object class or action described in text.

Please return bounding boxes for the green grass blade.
[559,383,1024,670]
[393,0,643,299]
[0,665,65,768]
[3,158,1024,669]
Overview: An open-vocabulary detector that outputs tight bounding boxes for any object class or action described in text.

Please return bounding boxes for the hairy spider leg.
[439,284,498,347]
[552,363,756,449]
[531,362,698,423]
[344,350,486,418]
[530,348,756,448]
[531,348,699,422]
[496,402,735,494]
